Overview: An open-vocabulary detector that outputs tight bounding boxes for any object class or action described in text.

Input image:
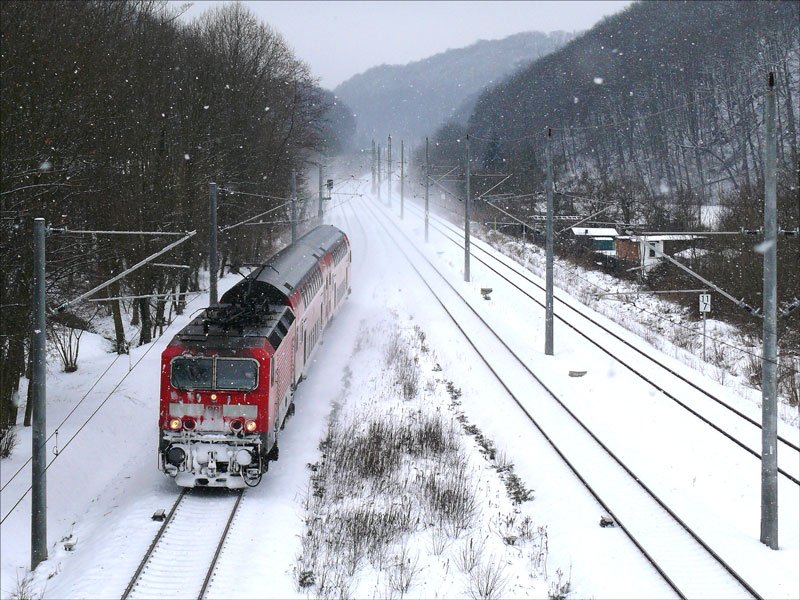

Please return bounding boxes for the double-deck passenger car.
[158,225,351,488]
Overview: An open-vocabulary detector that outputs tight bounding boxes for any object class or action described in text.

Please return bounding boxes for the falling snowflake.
[593,77,604,85]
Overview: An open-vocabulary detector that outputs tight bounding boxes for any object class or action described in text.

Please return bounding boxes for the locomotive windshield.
[171,357,258,391]
[216,359,258,391]
[171,357,213,389]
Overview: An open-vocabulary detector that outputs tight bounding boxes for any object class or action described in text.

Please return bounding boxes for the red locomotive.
[158,225,351,488]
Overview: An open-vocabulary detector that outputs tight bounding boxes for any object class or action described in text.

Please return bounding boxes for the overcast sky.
[175,1,633,89]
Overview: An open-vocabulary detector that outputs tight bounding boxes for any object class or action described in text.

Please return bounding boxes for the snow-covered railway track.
[361,197,761,599]
[122,489,243,600]
[403,200,800,485]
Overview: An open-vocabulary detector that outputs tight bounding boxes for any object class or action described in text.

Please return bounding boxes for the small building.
[569,227,619,256]
[615,234,701,272]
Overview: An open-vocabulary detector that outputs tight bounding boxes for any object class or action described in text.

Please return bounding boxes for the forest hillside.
[334,30,575,150]
[422,0,798,327]
[0,1,346,446]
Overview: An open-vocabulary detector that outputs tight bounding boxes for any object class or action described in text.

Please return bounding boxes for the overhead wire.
[406,194,798,377]
[0,289,206,524]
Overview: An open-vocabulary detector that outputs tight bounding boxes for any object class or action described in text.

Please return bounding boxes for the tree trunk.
[131,297,140,327]
[139,297,152,345]
[219,250,228,279]
[0,337,25,429]
[23,336,34,427]
[154,297,166,338]
[781,59,798,188]
[108,281,127,354]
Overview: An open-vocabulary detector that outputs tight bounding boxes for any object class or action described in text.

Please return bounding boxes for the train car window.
[171,357,213,390]
[268,329,283,349]
[281,311,295,329]
[216,358,259,391]
[275,320,289,337]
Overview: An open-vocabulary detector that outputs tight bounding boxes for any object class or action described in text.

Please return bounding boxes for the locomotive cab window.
[171,356,257,391]
[216,358,258,391]
[171,357,213,390]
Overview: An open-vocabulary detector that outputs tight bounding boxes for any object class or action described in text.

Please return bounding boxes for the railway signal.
[699,293,711,361]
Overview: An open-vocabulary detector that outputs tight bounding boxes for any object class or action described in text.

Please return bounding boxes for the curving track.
[355,194,763,599]
[401,199,800,485]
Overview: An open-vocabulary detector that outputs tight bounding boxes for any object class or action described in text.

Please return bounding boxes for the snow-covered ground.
[1,175,798,599]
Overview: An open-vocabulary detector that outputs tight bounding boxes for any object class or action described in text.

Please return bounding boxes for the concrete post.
[545,128,554,356]
[31,217,47,569]
[760,71,779,550]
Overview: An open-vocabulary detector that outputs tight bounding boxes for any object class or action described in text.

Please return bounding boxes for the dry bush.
[427,527,452,556]
[454,537,486,575]
[48,323,84,373]
[8,571,43,600]
[297,404,468,596]
[1,426,18,459]
[47,310,96,373]
[779,357,800,407]
[387,544,421,598]
[467,558,507,600]
[384,328,420,400]
[421,456,479,536]
[495,512,520,546]
[670,324,698,353]
[547,567,572,600]
[404,411,459,459]
[529,525,550,577]
[743,350,763,388]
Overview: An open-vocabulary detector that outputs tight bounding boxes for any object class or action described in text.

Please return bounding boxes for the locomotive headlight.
[183,417,197,431]
[245,419,257,433]
[168,418,182,431]
[166,446,186,466]
[230,419,243,433]
[235,449,252,466]
[210,393,217,401]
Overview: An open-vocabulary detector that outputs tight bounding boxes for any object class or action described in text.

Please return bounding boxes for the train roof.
[221,225,347,306]
[170,304,295,351]
[252,225,346,292]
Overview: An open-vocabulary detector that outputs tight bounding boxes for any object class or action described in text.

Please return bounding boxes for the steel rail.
[198,490,244,599]
[121,489,243,600]
[405,201,800,468]
[121,490,187,599]
[362,197,761,600]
